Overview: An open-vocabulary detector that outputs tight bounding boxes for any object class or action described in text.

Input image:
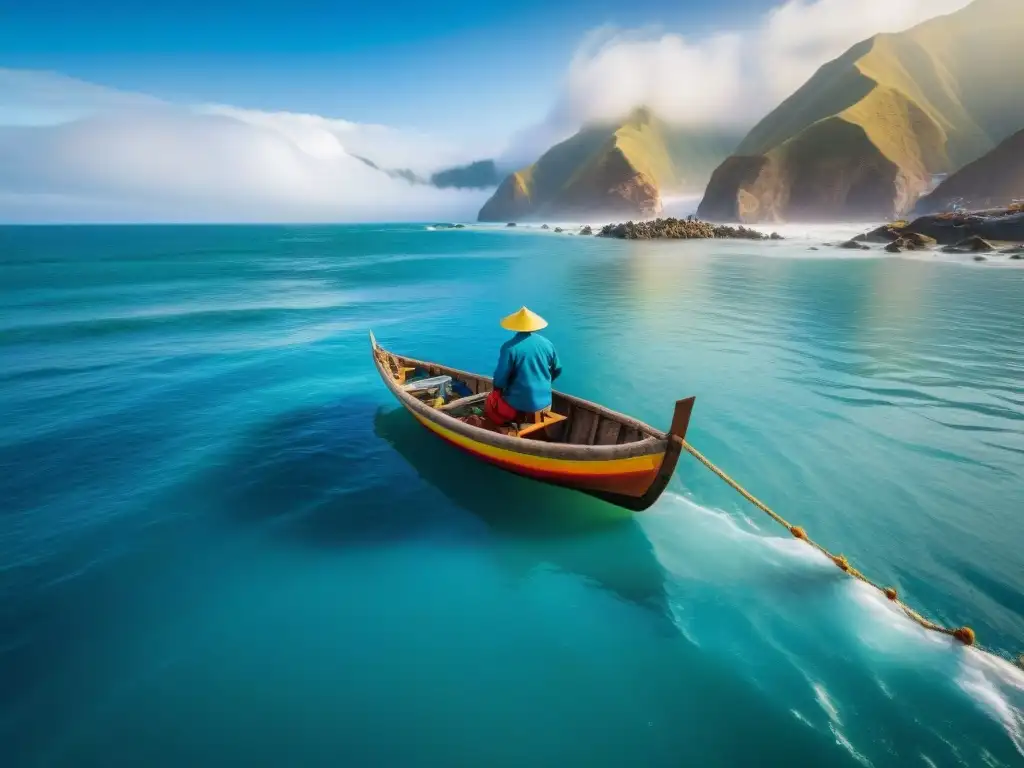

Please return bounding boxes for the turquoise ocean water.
[1,224,1023,766]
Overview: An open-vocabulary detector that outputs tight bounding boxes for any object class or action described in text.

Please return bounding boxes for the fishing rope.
[679,439,979,647]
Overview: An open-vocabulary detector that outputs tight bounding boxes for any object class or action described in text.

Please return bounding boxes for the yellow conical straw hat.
[500,306,548,332]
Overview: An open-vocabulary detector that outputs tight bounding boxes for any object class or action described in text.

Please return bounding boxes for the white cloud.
[199,105,486,176]
[503,0,972,164]
[0,70,490,223]
[563,26,745,128]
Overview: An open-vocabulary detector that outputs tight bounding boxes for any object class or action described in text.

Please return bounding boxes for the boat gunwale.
[371,335,669,461]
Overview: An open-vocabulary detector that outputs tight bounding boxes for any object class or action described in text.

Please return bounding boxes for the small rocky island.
[596,217,783,241]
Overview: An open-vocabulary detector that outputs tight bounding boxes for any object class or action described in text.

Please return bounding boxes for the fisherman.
[480,306,562,428]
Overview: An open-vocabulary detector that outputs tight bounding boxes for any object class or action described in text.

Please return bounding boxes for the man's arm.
[493,344,514,392]
[550,346,563,382]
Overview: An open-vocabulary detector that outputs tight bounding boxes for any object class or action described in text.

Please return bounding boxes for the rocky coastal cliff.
[478,108,737,222]
[698,0,1024,223]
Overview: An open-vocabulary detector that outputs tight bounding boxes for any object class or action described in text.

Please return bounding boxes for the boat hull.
[409,409,666,500]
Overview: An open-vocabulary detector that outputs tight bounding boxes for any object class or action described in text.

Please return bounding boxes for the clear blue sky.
[1,0,772,139]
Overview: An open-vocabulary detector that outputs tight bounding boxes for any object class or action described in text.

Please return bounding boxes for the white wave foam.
[957,652,1024,755]
[643,492,1024,756]
[814,681,841,724]
[830,723,873,767]
[790,709,814,728]
[640,492,828,579]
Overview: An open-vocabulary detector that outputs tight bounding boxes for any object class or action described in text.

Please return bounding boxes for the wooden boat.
[370,332,695,511]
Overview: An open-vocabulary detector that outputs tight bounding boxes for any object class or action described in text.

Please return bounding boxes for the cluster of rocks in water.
[596,218,782,241]
[507,218,780,240]
[835,206,1024,262]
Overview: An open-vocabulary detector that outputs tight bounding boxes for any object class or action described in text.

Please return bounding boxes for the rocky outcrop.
[842,205,1024,259]
[596,217,777,241]
[902,232,936,248]
[854,224,906,243]
[904,208,1024,245]
[855,224,936,248]
[941,236,996,253]
[884,234,934,252]
[915,128,1024,214]
[698,0,1024,223]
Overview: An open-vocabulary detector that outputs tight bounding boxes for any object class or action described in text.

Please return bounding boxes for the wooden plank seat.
[436,392,566,437]
[515,410,567,438]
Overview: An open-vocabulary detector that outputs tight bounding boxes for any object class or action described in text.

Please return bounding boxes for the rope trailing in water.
[679,440,977,647]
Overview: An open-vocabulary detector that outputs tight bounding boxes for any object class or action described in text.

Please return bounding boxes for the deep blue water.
[2,224,1023,767]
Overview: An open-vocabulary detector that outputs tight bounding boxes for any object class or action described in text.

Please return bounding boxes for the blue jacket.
[492,332,562,413]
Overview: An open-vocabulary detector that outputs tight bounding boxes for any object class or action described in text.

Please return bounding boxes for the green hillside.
[700,0,1024,223]
[479,108,737,222]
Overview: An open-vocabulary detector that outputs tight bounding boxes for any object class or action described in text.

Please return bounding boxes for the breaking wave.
[640,492,1024,760]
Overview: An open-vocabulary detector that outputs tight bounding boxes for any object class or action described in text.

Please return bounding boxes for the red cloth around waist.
[485,390,518,426]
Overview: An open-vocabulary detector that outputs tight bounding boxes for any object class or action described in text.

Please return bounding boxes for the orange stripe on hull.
[411,410,663,498]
